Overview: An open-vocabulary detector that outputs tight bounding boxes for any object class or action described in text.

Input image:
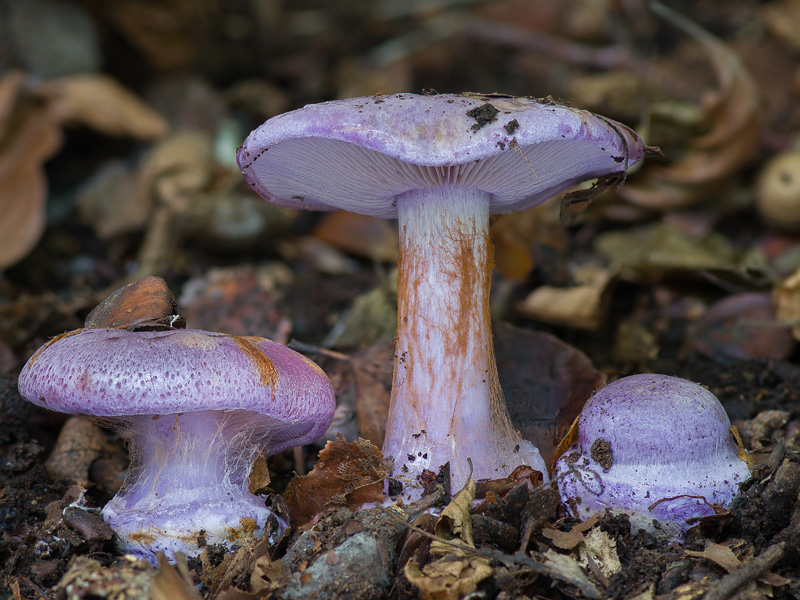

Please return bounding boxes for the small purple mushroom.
[238,93,645,498]
[18,327,335,562]
[555,374,750,537]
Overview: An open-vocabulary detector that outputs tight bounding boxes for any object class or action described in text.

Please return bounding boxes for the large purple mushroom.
[238,92,645,498]
[18,327,335,562]
[555,374,750,537]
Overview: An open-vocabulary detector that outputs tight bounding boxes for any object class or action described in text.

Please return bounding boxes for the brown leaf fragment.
[283,435,388,528]
[685,542,790,587]
[151,554,202,600]
[516,265,617,331]
[560,173,626,226]
[430,477,477,556]
[621,4,761,209]
[45,416,109,485]
[84,276,182,330]
[475,464,543,499]
[540,549,602,599]
[318,341,394,447]
[42,73,168,140]
[0,73,63,268]
[572,513,600,532]
[313,211,399,262]
[541,525,587,550]
[248,453,272,495]
[495,322,605,470]
[683,292,795,361]
[250,536,289,595]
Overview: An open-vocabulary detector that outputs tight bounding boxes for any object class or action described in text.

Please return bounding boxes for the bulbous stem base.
[101,410,285,563]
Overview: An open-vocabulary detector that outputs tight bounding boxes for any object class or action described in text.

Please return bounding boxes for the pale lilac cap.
[18,328,335,453]
[555,374,750,536]
[237,93,645,218]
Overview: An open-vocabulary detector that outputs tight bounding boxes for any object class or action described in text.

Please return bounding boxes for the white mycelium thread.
[102,409,285,562]
[381,187,546,499]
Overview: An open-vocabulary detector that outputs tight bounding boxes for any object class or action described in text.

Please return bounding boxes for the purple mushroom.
[237,92,645,498]
[555,374,750,537]
[17,327,335,562]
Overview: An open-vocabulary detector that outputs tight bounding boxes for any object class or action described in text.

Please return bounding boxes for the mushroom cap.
[18,328,335,452]
[237,93,645,219]
[555,374,749,535]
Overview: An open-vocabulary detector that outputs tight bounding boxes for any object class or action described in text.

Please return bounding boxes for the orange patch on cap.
[229,335,279,394]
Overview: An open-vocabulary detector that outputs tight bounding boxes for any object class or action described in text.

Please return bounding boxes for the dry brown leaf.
[620,4,761,209]
[313,211,399,262]
[516,265,617,330]
[430,477,477,557]
[0,74,63,268]
[404,557,493,600]
[318,340,394,447]
[0,70,168,267]
[249,537,289,596]
[283,436,388,528]
[594,222,738,280]
[491,201,567,281]
[151,554,202,600]
[495,323,604,471]
[84,276,181,330]
[683,292,795,361]
[45,417,109,485]
[248,454,271,496]
[774,266,800,340]
[685,542,790,587]
[541,550,601,598]
[541,526,587,550]
[541,513,599,550]
[78,129,213,240]
[43,74,168,139]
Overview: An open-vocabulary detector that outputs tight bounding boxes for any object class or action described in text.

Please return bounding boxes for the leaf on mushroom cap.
[17,328,335,454]
[237,93,645,218]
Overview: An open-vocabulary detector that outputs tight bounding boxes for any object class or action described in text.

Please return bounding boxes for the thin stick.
[704,543,785,600]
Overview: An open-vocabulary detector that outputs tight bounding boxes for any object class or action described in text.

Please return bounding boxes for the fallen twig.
[703,543,785,600]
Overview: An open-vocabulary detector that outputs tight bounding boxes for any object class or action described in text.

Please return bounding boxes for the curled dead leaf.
[313,211,399,263]
[84,276,182,330]
[516,265,617,331]
[42,74,168,140]
[430,476,477,556]
[283,435,388,528]
[0,73,62,268]
[620,4,761,210]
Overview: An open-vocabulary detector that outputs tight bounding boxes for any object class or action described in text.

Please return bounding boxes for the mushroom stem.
[382,186,546,497]
[102,410,279,560]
